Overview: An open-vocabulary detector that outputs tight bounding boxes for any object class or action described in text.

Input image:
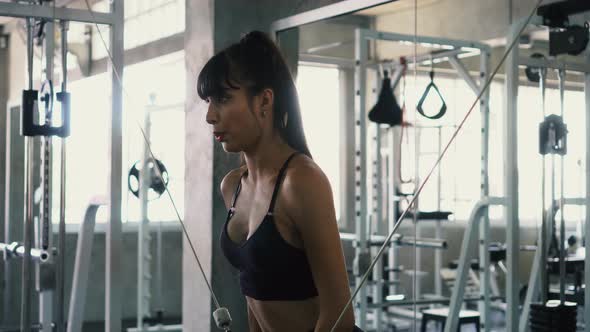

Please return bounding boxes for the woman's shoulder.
[280,154,335,226]
[283,154,331,195]
[220,166,247,205]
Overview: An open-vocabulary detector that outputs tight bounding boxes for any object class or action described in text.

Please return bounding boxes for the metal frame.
[353,28,491,331]
[0,1,124,331]
[585,50,590,332]
[0,2,114,24]
[443,197,506,332]
[67,198,106,332]
[503,18,523,332]
[136,106,152,331]
[353,27,369,329]
[503,13,590,332]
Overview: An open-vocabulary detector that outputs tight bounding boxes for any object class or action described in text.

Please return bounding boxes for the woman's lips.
[213,132,225,142]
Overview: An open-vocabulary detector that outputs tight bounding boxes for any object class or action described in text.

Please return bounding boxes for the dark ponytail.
[197,31,312,158]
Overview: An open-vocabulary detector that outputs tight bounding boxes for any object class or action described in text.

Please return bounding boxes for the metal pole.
[41,20,53,253]
[106,0,124,330]
[413,127,421,301]
[372,69,383,332]
[353,28,368,330]
[156,219,163,317]
[56,20,69,332]
[557,69,566,304]
[21,17,35,332]
[39,16,54,332]
[584,49,590,332]
[478,49,491,332]
[138,107,152,330]
[388,127,400,297]
[520,67,549,332]
[504,19,521,332]
[539,67,548,305]
[435,126,442,297]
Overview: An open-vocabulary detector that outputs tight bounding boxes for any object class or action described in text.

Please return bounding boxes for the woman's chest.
[227,191,303,249]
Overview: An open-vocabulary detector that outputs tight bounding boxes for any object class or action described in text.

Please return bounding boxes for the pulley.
[128,158,169,200]
[524,53,547,83]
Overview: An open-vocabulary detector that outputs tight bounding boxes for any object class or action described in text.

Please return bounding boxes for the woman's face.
[205,85,262,153]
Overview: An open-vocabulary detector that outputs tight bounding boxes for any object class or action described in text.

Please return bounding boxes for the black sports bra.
[220,153,319,301]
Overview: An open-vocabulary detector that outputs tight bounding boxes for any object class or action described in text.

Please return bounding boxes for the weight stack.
[530,300,577,332]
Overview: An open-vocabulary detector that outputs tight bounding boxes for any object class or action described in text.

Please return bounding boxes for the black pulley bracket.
[549,23,589,56]
[21,79,71,137]
[539,114,568,155]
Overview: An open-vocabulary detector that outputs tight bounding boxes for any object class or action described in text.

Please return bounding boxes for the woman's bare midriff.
[247,296,320,332]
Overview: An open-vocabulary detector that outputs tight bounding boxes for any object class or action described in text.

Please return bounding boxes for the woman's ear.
[260,88,274,113]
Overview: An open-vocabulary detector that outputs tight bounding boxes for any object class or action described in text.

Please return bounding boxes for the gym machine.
[0,1,123,331]
[1,5,70,331]
[446,3,590,332]
[351,28,491,331]
[509,3,590,332]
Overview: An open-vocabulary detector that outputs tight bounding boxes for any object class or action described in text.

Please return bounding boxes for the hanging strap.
[416,71,447,120]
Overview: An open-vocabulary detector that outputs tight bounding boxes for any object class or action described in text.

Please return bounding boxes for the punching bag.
[368,72,403,126]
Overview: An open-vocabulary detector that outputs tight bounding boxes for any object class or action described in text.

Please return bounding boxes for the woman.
[197,31,360,332]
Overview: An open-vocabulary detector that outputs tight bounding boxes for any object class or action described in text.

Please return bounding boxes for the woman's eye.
[213,96,230,104]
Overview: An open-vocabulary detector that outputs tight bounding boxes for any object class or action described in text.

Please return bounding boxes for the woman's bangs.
[197,53,238,100]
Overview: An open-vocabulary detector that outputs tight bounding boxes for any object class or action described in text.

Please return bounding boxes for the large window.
[400,74,586,225]
[53,51,185,224]
[296,65,342,220]
[51,72,111,224]
[123,51,186,223]
[91,0,185,60]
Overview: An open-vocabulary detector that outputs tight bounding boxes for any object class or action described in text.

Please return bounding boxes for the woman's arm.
[283,162,355,332]
[247,304,263,332]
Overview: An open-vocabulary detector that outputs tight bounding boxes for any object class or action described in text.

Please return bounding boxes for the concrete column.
[0,30,9,320]
[184,0,218,331]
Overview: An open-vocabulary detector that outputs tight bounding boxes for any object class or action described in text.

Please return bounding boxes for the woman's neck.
[242,135,295,182]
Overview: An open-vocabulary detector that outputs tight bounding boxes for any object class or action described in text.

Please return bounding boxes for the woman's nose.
[206,104,217,125]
